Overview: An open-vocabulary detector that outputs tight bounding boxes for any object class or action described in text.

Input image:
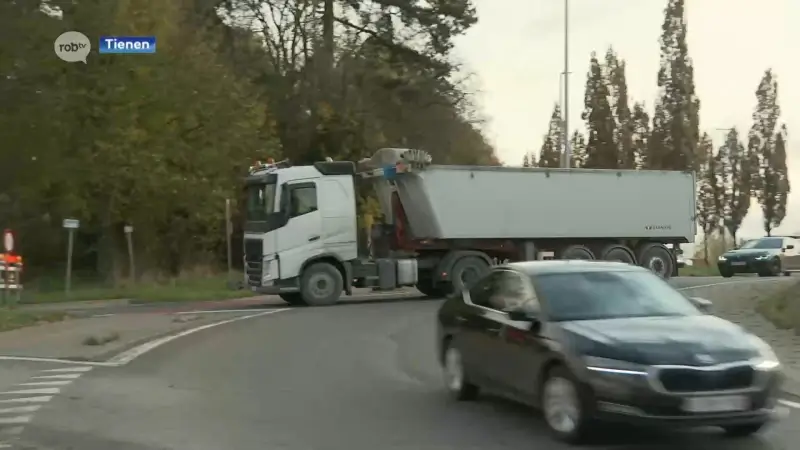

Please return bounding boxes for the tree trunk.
[703,231,709,266]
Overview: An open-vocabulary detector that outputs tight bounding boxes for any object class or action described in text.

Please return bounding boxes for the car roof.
[496,260,647,276]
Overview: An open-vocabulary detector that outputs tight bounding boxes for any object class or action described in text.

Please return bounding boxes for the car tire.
[720,269,734,278]
[300,262,343,306]
[279,293,306,306]
[784,271,792,276]
[541,366,593,444]
[442,343,479,401]
[771,259,783,276]
[722,422,767,437]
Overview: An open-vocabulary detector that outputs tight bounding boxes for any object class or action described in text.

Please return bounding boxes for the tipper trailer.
[243,148,696,306]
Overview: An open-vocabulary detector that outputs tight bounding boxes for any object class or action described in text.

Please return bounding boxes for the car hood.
[561,315,760,366]
[723,248,779,258]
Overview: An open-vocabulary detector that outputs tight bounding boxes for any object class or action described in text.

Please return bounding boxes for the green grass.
[18,274,255,305]
[756,280,800,330]
[678,265,720,277]
[0,309,69,332]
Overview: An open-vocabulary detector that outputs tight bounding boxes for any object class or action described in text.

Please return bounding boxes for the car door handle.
[455,316,467,323]
[486,327,501,334]
[308,236,320,242]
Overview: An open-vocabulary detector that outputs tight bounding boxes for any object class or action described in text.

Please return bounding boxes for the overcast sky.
[453,0,797,241]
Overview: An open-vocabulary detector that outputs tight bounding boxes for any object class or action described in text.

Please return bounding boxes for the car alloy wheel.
[543,376,581,435]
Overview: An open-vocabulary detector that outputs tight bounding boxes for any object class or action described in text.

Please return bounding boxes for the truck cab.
[243,159,360,304]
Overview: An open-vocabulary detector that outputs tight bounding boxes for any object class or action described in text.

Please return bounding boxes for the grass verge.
[678,265,720,277]
[0,308,69,332]
[756,279,800,331]
[20,274,255,305]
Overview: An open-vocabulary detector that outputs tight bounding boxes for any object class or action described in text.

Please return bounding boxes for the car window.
[532,270,701,321]
[740,237,783,249]
[489,270,539,313]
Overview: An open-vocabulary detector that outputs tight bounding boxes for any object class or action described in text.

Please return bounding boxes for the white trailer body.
[393,166,696,241]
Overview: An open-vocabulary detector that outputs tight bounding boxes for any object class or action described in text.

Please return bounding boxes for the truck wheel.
[279,293,306,306]
[597,244,635,265]
[300,262,343,306]
[559,245,595,260]
[450,256,490,292]
[636,243,674,279]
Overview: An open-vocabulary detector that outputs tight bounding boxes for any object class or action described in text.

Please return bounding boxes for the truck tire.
[300,262,344,306]
[450,256,490,293]
[636,243,674,279]
[597,244,635,265]
[559,245,595,260]
[279,293,306,306]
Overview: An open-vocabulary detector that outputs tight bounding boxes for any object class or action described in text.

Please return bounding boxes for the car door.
[275,181,323,280]
[784,238,800,270]
[491,270,549,399]
[460,270,509,386]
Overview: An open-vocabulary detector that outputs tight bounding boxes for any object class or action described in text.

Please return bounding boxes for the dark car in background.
[717,236,800,278]
[436,261,782,444]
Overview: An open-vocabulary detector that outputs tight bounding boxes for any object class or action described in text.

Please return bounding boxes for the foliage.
[537,104,564,168]
[695,133,718,264]
[581,52,616,168]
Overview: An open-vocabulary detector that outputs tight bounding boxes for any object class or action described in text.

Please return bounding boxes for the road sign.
[124,225,133,233]
[3,230,13,253]
[62,219,80,229]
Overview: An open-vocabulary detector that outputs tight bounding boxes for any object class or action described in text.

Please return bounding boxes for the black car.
[436,260,782,443]
[717,236,800,277]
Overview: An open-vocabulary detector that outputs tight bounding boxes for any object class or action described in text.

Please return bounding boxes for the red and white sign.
[3,229,13,253]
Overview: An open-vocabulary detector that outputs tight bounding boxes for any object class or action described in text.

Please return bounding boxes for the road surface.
[12,276,799,450]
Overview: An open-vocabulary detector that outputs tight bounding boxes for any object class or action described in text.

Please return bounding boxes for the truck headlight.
[584,356,648,375]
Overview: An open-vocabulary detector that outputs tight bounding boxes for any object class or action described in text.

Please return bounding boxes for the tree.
[538,104,563,168]
[569,131,587,168]
[631,102,650,169]
[749,69,789,236]
[605,48,634,168]
[718,129,752,244]
[646,0,700,171]
[695,133,718,264]
[522,153,537,167]
[582,53,616,168]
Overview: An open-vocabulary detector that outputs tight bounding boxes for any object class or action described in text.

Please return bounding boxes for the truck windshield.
[245,183,277,221]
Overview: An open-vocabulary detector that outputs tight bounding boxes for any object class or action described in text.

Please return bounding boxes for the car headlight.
[718,255,727,261]
[755,255,770,260]
[583,356,649,375]
[747,335,780,370]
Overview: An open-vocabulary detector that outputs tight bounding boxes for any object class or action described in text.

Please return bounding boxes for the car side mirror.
[690,296,712,312]
[787,245,795,250]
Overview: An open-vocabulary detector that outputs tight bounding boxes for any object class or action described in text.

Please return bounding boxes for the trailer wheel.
[636,243,674,279]
[597,244,636,265]
[300,262,344,306]
[450,256,490,292]
[559,245,595,260]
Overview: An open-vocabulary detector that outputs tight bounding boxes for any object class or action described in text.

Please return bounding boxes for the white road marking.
[0,357,111,367]
[0,416,31,425]
[675,278,786,291]
[32,374,82,380]
[0,405,40,414]
[18,380,73,387]
[1,388,60,396]
[0,426,24,435]
[105,309,289,366]
[174,308,276,315]
[0,396,52,404]
[41,366,96,372]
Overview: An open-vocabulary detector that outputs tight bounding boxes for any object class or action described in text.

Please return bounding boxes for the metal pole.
[561,0,571,168]
[225,198,233,283]
[125,231,135,281]
[65,229,74,298]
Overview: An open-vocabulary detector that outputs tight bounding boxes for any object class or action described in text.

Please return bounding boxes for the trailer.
[242,148,696,306]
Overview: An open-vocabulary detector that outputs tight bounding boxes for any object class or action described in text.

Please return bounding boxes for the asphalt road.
[16,275,798,450]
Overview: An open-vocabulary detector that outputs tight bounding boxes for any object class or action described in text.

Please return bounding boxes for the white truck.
[243,148,696,306]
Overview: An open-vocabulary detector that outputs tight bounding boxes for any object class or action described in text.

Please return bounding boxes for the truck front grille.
[244,239,263,286]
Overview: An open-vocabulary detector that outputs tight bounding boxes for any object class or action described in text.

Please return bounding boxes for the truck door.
[275,180,323,280]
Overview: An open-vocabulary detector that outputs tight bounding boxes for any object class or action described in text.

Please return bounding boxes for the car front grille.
[657,364,755,393]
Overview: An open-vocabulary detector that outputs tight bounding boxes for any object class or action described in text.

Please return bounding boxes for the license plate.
[731,261,746,266]
[682,395,749,413]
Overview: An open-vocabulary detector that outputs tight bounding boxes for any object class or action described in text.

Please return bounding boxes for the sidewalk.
[0,311,260,362]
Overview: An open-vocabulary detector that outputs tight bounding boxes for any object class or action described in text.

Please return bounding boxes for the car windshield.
[533,270,701,321]
[245,183,277,222]
[739,237,783,249]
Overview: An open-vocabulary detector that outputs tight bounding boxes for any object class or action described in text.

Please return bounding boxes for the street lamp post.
[561,0,570,168]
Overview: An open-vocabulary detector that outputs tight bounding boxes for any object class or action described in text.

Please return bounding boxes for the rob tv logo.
[99,36,156,54]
